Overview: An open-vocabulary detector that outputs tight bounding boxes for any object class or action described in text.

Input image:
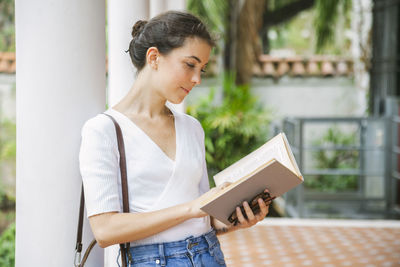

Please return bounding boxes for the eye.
[185,62,206,74]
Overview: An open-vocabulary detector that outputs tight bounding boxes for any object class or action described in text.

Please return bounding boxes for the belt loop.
[158,244,166,266]
[204,228,217,249]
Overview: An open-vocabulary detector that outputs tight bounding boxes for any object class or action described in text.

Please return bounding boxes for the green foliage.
[305,127,359,192]
[314,0,352,52]
[187,0,227,56]
[267,0,296,10]
[187,73,272,187]
[0,0,15,52]
[189,0,353,56]
[0,210,14,234]
[0,118,16,209]
[187,0,227,34]
[0,119,16,162]
[269,11,314,54]
[0,188,14,211]
[269,3,352,55]
[0,222,15,267]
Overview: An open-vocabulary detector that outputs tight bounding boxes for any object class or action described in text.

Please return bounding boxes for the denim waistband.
[125,228,219,265]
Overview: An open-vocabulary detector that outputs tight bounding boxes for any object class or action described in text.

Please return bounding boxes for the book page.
[282,133,302,179]
[214,133,299,186]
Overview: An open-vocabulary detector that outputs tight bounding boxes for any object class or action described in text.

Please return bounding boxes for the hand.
[232,188,271,229]
[188,182,232,218]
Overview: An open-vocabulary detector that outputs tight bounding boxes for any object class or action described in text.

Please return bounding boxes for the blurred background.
[1,0,400,266]
[184,0,399,221]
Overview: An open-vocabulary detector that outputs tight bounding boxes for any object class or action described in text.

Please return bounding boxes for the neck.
[112,70,170,119]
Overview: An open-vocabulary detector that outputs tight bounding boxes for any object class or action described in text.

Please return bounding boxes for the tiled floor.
[218,218,400,267]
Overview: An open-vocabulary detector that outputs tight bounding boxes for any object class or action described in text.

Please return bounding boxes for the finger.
[243,201,256,223]
[236,206,247,225]
[264,196,275,206]
[256,198,269,220]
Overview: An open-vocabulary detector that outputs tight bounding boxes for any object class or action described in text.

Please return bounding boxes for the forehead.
[168,37,212,62]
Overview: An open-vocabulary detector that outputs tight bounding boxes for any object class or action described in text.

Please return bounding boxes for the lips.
[181,87,191,94]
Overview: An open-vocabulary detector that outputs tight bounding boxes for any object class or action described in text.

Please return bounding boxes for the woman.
[79,11,270,266]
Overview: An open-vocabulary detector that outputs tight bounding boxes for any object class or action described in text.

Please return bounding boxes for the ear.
[146,47,160,70]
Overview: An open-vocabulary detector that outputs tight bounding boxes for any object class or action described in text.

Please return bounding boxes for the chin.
[168,97,185,105]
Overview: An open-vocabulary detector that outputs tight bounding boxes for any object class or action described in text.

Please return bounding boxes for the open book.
[200,133,303,225]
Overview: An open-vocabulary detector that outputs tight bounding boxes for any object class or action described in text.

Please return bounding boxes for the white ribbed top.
[79,106,211,245]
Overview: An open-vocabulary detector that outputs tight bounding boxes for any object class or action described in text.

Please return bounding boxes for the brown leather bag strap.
[103,113,132,263]
[75,113,132,266]
[103,113,130,212]
[75,186,85,253]
[79,239,97,266]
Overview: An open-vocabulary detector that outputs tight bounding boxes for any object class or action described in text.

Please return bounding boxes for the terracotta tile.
[219,223,400,267]
[292,61,306,76]
[253,64,263,77]
[3,52,15,60]
[262,62,275,76]
[9,61,16,73]
[0,52,355,77]
[0,52,16,73]
[336,61,349,75]
[0,58,9,72]
[277,61,290,76]
[321,61,335,76]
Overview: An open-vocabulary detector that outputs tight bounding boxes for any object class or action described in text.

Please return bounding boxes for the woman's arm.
[89,185,220,248]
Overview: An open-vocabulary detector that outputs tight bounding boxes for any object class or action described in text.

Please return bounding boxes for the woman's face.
[155,37,212,104]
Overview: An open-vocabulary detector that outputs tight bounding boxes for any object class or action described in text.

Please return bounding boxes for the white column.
[150,0,167,18]
[166,0,186,11]
[107,0,149,107]
[15,1,105,267]
[106,2,149,265]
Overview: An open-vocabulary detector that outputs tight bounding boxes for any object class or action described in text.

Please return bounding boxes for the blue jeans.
[118,229,226,267]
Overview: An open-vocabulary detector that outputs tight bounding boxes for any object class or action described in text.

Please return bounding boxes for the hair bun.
[131,20,147,38]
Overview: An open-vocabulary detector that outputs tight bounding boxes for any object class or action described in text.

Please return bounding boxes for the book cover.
[200,133,303,225]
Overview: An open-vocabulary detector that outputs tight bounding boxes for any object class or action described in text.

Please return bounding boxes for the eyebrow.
[186,56,202,63]
[185,55,208,66]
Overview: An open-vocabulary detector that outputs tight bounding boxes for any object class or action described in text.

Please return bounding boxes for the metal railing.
[280,116,399,219]
[388,115,400,217]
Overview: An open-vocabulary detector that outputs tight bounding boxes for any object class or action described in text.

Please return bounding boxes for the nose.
[191,71,201,85]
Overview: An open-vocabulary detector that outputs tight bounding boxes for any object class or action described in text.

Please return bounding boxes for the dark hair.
[127,11,215,71]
